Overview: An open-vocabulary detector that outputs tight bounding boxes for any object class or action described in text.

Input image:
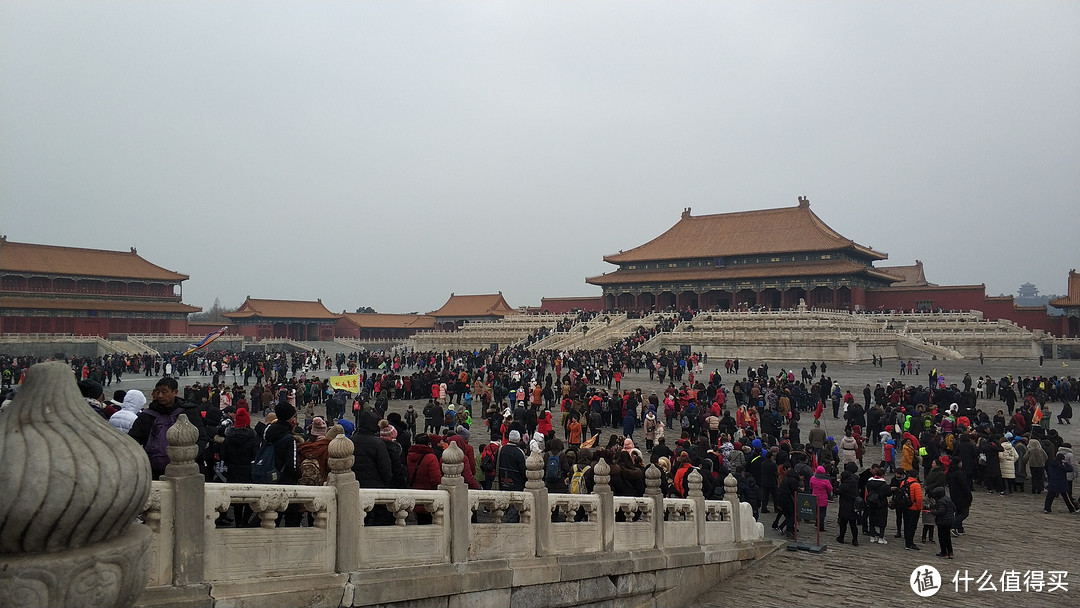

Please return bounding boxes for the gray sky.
[2,1,1078,314]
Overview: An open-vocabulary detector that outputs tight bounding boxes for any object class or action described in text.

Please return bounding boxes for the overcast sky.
[2,1,1077,314]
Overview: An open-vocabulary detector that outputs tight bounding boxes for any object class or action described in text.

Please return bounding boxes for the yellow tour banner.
[330,374,361,394]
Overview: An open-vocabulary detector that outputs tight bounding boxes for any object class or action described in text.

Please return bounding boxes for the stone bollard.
[687,468,706,545]
[0,361,153,608]
[437,440,469,563]
[593,458,615,552]
[645,464,664,550]
[525,449,548,557]
[328,428,359,573]
[724,472,742,542]
[163,414,204,586]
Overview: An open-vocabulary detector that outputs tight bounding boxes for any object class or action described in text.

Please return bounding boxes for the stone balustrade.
[132,429,769,608]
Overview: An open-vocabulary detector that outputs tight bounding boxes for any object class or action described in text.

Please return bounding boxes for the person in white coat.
[109,389,147,433]
[999,436,1018,496]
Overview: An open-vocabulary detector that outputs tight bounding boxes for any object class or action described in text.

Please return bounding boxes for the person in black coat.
[759,452,779,514]
[351,410,392,488]
[953,433,978,490]
[946,459,972,534]
[835,462,860,545]
[774,468,801,537]
[129,377,209,479]
[263,403,302,526]
[352,409,395,525]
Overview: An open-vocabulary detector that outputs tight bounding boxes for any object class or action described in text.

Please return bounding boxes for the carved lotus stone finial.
[724,472,739,495]
[165,414,199,467]
[525,450,545,490]
[327,429,355,474]
[0,361,152,608]
[644,464,661,496]
[593,457,611,490]
[440,440,464,478]
[687,468,703,496]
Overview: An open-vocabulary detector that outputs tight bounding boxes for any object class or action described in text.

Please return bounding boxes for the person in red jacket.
[407,434,443,525]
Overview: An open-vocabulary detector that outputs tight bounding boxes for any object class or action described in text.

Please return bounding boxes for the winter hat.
[310,417,328,439]
[78,379,104,400]
[938,455,951,468]
[508,430,522,443]
[275,402,296,422]
[235,408,251,429]
[448,404,455,411]
[379,420,398,440]
[816,466,826,474]
[326,424,343,441]
[844,462,858,473]
[623,437,635,452]
[733,442,742,450]
[123,389,147,411]
[337,419,354,437]
[455,424,470,441]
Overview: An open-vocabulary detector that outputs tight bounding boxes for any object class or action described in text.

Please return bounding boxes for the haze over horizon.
[2,1,1077,314]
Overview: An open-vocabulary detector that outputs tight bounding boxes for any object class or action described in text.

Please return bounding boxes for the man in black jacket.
[351,410,392,488]
[759,451,779,514]
[497,430,528,523]
[351,409,395,525]
[129,377,209,479]
[264,403,302,526]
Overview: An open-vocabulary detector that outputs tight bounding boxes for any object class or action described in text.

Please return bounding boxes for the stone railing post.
[593,458,615,552]
[0,361,152,608]
[328,429,359,573]
[724,472,742,542]
[644,464,664,550]
[525,449,549,557]
[163,414,204,586]
[437,440,469,563]
[688,469,706,545]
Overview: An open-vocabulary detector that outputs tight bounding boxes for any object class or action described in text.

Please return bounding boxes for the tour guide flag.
[330,375,361,394]
[813,400,824,420]
[1032,406,1044,425]
[181,326,227,356]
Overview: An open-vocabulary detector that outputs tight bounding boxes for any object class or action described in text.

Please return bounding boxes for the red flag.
[1032,407,1044,425]
[814,400,824,420]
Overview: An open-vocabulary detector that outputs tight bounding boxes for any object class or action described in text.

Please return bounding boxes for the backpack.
[480,446,497,475]
[545,454,562,483]
[251,441,279,483]
[865,484,884,507]
[297,457,325,486]
[892,481,913,510]
[143,408,182,474]
[681,414,691,428]
[569,464,591,494]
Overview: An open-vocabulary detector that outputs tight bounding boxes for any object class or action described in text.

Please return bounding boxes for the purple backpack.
[144,408,182,475]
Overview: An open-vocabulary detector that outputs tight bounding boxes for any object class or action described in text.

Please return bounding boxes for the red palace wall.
[865,286,1062,334]
[537,297,605,315]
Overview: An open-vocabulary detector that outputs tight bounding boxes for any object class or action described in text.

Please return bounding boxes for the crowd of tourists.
[1,345,1076,552]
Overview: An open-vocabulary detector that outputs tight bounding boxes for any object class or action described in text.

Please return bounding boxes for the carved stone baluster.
[593,458,614,551]
[327,429,360,572]
[437,440,468,563]
[688,469,706,545]
[725,472,743,542]
[525,449,548,556]
[645,464,664,549]
[0,361,152,608]
[164,413,205,585]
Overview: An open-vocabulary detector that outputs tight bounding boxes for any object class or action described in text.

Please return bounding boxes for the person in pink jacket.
[809,465,835,531]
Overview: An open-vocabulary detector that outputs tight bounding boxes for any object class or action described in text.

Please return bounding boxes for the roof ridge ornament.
[681,207,692,219]
[798,196,810,209]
